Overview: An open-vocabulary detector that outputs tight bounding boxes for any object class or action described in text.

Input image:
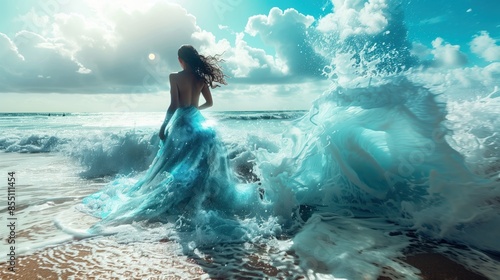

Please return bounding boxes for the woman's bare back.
[159,45,222,141]
[169,70,213,110]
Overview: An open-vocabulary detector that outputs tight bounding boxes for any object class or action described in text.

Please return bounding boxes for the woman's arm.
[159,74,180,141]
[198,83,213,110]
[167,73,180,113]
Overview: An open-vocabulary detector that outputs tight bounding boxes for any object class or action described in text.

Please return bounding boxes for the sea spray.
[253,75,500,277]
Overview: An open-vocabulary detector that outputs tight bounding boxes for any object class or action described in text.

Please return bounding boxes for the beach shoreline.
[1,239,489,280]
[1,111,498,280]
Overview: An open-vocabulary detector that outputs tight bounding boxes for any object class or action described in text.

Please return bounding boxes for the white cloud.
[52,13,117,53]
[470,31,500,62]
[315,0,416,75]
[226,33,284,79]
[419,15,446,26]
[1,3,328,94]
[0,33,25,63]
[0,30,90,92]
[15,8,51,36]
[430,37,468,68]
[0,3,209,93]
[245,7,326,78]
[410,41,431,60]
[482,62,500,84]
[411,38,473,69]
[246,7,315,36]
[408,62,500,98]
[193,7,329,84]
[317,0,390,39]
[192,27,288,82]
[191,29,231,57]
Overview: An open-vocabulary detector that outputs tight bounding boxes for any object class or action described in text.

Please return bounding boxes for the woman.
[158,45,226,141]
[80,46,232,226]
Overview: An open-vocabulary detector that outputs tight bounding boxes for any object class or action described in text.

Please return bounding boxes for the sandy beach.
[1,237,489,280]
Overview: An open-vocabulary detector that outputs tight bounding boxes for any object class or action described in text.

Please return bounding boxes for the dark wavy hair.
[178,45,227,88]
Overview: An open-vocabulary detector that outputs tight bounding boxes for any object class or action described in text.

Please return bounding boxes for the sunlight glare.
[84,0,159,13]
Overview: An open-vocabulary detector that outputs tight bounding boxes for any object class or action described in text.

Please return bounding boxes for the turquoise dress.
[80,107,240,226]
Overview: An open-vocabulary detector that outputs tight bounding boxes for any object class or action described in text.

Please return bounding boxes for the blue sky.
[0,0,499,112]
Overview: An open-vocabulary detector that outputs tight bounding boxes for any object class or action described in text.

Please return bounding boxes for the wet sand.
[403,253,488,280]
[1,240,489,280]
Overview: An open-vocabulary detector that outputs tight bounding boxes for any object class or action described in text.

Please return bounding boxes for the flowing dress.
[80,107,234,226]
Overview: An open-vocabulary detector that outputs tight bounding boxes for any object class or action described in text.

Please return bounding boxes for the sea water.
[1,101,499,279]
[0,111,311,278]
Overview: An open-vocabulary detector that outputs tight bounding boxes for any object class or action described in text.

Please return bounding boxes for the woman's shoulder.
[169,72,179,78]
[169,72,184,83]
[170,71,191,79]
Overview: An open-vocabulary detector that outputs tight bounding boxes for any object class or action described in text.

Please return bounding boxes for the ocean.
[0,96,499,279]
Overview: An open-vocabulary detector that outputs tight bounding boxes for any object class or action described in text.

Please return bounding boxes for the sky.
[0,0,499,112]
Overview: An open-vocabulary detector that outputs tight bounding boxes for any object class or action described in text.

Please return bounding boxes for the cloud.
[194,7,328,84]
[0,30,91,93]
[191,28,288,83]
[245,7,327,78]
[0,32,25,65]
[411,38,472,69]
[70,2,202,91]
[0,3,228,94]
[1,3,329,94]
[317,0,391,39]
[470,31,500,62]
[316,0,416,75]
[225,33,286,81]
[419,15,447,26]
[430,37,468,68]
[0,33,26,92]
[409,62,500,96]
[410,42,431,61]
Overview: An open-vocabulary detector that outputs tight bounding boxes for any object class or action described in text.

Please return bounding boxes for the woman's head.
[177,45,199,68]
[177,45,227,88]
